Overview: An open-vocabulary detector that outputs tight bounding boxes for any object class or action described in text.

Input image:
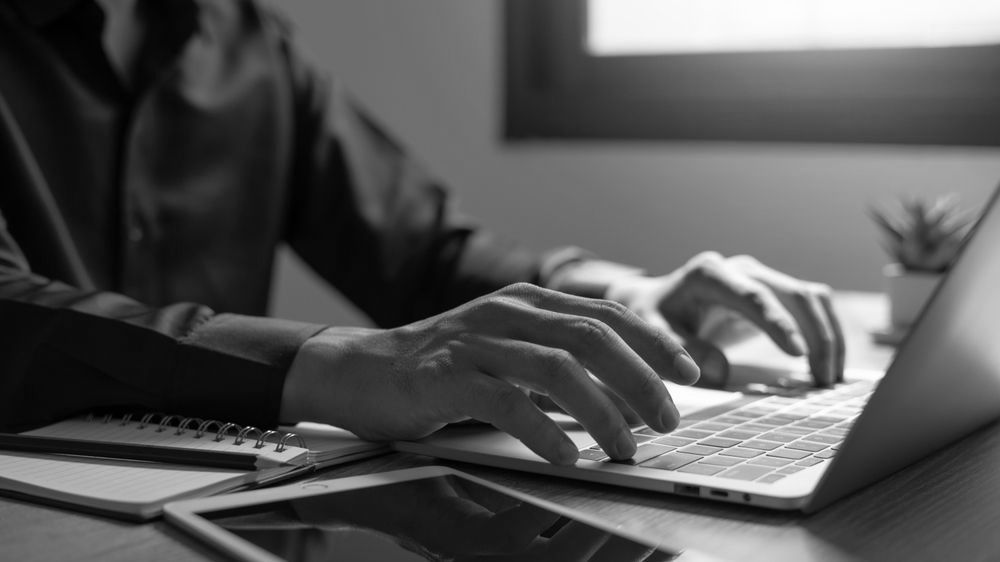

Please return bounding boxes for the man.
[0,0,843,465]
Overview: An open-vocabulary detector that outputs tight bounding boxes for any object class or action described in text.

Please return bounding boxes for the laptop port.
[676,485,700,497]
[709,490,729,498]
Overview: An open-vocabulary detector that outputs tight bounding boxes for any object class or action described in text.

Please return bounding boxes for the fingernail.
[660,401,680,432]
[558,440,579,465]
[614,432,636,460]
[790,333,808,356]
[674,354,701,384]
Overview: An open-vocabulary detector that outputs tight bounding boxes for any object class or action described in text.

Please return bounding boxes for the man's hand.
[605,252,845,387]
[281,283,700,465]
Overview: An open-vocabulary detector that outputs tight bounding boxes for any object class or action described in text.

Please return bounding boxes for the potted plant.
[870,195,975,332]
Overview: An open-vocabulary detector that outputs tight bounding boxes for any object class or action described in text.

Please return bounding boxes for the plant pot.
[883,263,942,329]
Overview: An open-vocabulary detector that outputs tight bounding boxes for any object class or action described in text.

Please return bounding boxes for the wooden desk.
[3,293,998,561]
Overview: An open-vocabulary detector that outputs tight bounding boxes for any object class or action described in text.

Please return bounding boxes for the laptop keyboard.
[577,379,877,485]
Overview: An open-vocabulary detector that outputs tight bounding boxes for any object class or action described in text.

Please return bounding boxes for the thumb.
[682,338,729,389]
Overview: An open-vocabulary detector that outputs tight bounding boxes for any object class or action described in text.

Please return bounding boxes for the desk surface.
[3,293,998,562]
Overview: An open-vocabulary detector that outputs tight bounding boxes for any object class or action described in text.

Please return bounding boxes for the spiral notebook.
[0,414,387,521]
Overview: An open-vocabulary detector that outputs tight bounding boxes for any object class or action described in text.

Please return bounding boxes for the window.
[505,1,1000,145]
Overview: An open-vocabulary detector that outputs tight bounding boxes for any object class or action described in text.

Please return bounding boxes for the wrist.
[545,258,646,300]
[280,326,380,426]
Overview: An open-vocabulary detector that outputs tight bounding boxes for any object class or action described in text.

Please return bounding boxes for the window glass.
[588,0,1000,55]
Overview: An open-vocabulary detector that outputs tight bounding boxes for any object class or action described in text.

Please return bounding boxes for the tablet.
[165,466,714,561]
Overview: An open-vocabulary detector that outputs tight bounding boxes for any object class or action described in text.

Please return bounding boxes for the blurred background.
[271,0,1000,326]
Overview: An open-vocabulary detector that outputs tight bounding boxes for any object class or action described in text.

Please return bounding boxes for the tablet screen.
[200,474,675,561]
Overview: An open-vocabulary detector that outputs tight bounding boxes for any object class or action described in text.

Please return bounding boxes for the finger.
[498,283,701,385]
[686,260,808,357]
[681,338,730,389]
[531,385,644,426]
[789,288,838,387]
[818,290,846,383]
[730,257,845,385]
[467,336,637,459]
[594,379,644,426]
[633,310,701,389]
[467,294,682,433]
[636,291,734,389]
[452,374,579,465]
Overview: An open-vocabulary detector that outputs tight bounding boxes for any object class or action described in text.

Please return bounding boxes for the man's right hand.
[280,283,700,465]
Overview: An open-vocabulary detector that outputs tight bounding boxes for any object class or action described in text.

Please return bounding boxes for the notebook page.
[280,422,389,464]
[0,451,252,517]
[24,418,310,466]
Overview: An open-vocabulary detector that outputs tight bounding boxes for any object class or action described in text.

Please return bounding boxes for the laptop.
[396,185,1000,512]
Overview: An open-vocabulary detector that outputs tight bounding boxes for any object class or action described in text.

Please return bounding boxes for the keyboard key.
[795,457,825,467]
[640,452,703,471]
[796,419,834,429]
[776,466,805,474]
[742,440,781,451]
[679,444,724,456]
[698,437,741,448]
[828,409,859,417]
[611,444,674,465]
[699,455,745,467]
[713,416,750,425]
[767,448,812,460]
[815,450,837,459]
[748,457,792,467]
[692,422,730,432]
[758,432,800,443]
[786,407,822,416]
[739,423,774,433]
[674,429,714,439]
[632,433,659,444]
[718,430,759,441]
[780,426,815,436]
[633,427,662,437]
[653,435,696,447]
[677,463,727,476]
[735,407,778,417]
[578,449,609,461]
[771,413,807,422]
[800,433,841,445]
[757,473,787,484]
[719,447,763,458]
[719,465,774,481]
[786,441,827,453]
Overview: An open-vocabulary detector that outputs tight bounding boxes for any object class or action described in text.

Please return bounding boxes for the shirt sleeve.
[0,209,326,432]
[274,18,554,327]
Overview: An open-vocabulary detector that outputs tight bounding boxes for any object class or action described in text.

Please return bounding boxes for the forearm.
[540,248,645,300]
[0,269,325,432]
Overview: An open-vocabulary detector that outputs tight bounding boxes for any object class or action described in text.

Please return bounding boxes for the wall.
[270,0,1000,326]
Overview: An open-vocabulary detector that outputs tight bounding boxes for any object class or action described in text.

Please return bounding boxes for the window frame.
[504,0,1000,146]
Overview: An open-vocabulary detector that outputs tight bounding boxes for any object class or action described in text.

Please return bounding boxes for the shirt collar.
[9,0,81,27]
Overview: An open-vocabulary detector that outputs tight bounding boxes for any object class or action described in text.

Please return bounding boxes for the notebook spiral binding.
[85,412,307,453]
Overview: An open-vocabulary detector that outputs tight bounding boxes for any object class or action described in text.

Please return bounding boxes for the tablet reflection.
[204,475,676,561]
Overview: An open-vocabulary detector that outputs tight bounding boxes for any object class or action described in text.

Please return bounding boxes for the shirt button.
[128,225,145,243]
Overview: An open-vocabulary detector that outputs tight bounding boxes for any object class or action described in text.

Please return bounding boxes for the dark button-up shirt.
[0,0,549,431]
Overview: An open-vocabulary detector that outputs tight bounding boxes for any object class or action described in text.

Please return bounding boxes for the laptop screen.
[808,185,1000,511]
